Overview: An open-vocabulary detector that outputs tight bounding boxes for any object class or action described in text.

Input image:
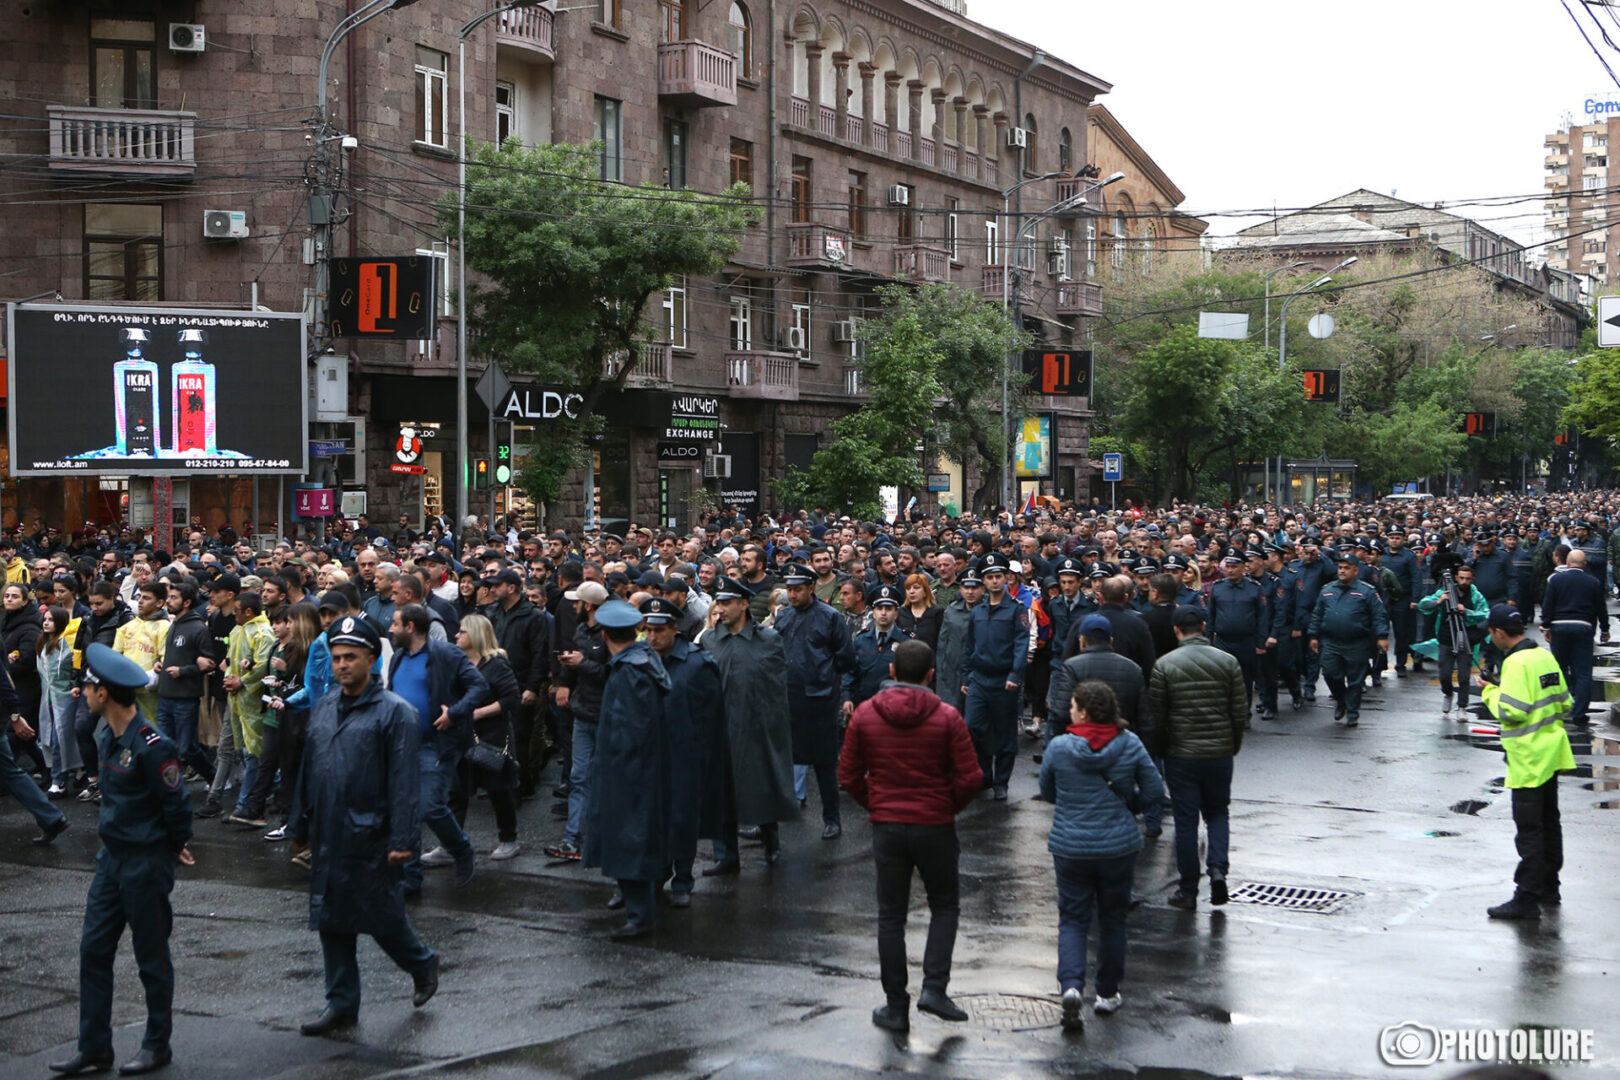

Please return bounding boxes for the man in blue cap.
[583,599,672,938]
[51,644,194,1077]
[291,615,441,1038]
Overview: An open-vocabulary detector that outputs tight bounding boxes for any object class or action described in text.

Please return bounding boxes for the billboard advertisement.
[327,256,436,339]
[7,305,308,476]
[1014,415,1052,480]
[1021,349,1093,397]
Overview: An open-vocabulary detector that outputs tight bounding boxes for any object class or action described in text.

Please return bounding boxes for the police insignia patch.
[120,749,134,768]
[144,728,162,746]
[1541,672,1561,689]
[161,761,181,789]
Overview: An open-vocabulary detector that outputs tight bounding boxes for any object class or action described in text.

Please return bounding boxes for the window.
[791,156,812,224]
[729,295,753,350]
[728,3,752,78]
[730,137,754,191]
[91,17,156,109]
[595,0,621,28]
[1085,220,1097,278]
[495,81,515,145]
[594,95,622,181]
[985,216,999,263]
[945,196,959,261]
[416,245,452,317]
[791,295,811,358]
[660,0,686,43]
[1111,212,1127,272]
[84,203,161,301]
[1023,112,1038,173]
[847,170,867,237]
[665,119,688,189]
[1058,128,1072,174]
[896,184,915,241]
[663,278,688,348]
[1585,175,1603,191]
[414,47,448,147]
[1141,222,1156,275]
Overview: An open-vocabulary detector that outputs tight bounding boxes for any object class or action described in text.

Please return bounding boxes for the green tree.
[443,140,758,504]
[1564,348,1620,441]
[1113,325,1237,499]
[1342,401,1468,493]
[864,284,1030,512]
[776,312,943,518]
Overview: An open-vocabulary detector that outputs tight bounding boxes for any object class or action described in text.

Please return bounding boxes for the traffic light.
[494,430,513,485]
[473,457,490,490]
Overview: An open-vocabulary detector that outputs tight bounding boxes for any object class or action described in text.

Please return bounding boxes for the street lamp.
[457,0,542,534]
[1261,262,1308,350]
[1271,273,1338,503]
[998,170,1123,511]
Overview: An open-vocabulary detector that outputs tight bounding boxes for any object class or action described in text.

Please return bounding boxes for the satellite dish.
[1307,314,1336,339]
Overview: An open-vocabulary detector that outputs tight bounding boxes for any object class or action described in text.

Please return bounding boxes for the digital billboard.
[7,304,308,475]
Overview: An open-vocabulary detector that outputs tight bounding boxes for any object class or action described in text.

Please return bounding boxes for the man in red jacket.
[839,639,983,1034]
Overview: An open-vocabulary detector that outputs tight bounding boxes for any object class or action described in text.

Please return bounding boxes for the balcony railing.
[896,130,913,158]
[1056,280,1104,317]
[919,137,935,167]
[602,342,673,386]
[981,263,1033,305]
[894,245,951,284]
[496,5,554,60]
[818,103,838,137]
[785,222,855,269]
[726,350,799,400]
[845,115,865,143]
[658,41,737,107]
[48,105,196,178]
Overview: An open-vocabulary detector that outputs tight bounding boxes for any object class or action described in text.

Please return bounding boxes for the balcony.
[1056,280,1104,317]
[726,350,799,400]
[602,342,673,387]
[842,364,865,396]
[48,105,195,179]
[495,5,554,61]
[894,245,951,284]
[980,263,1033,306]
[658,41,737,108]
[786,222,856,270]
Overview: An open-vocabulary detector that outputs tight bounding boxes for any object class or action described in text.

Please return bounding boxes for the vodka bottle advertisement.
[113,327,160,456]
[171,328,217,454]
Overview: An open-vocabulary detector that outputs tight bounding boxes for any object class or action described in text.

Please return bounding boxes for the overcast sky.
[982,0,1620,248]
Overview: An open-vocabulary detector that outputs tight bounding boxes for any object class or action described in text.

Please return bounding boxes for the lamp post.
[457,0,541,535]
[1267,256,1355,503]
[997,170,1123,512]
[1261,261,1308,351]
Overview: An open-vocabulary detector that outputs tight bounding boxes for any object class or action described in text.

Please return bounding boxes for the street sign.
[1306,313,1336,339]
[475,362,512,413]
[927,473,951,492]
[1102,453,1123,483]
[1600,295,1620,348]
[308,439,350,457]
[1303,369,1341,402]
[1198,312,1249,340]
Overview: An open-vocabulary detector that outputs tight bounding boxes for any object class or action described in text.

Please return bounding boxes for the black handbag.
[464,731,513,774]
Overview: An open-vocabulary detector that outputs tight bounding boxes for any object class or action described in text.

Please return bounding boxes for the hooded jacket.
[1040,724,1163,859]
[838,684,982,825]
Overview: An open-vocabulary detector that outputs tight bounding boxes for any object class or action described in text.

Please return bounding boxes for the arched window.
[1141,221,1157,275]
[1111,211,1127,273]
[1023,112,1038,172]
[1058,128,1072,173]
[728,3,751,78]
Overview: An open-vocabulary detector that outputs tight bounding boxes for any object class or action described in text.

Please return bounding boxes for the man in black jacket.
[484,568,551,796]
[1540,548,1609,725]
[545,581,610,862]
[156,581,215,781]
[70,581,134,800]
[1063,576,1156,682]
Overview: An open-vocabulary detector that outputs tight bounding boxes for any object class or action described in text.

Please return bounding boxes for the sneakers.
[1168,890,1197,911]
[1093,992,1122,1016]
[544,839,582,861]
[1209,872,1229,906]
[227,812,267,828]
[420,846,455,867]
[194,795,223,819]
[76,781,100,804]
[263,824,289,842]
[991,786,1008,801]
[1060,987,1084,1032]
[290,847,312,870]
[1441,699,1454,719]
[46,782,67,798]
[491,841,521,861]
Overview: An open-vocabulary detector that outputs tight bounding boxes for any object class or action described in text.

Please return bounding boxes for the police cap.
[780,563,815,586]
[979,553,1011,574]
[82,643,152,691]
[327,614,382,655]
[713,577,755,600]
[638,597,680,625]
[1056,556,1083,577]
[595,599,644,629]
[868,583,902,607]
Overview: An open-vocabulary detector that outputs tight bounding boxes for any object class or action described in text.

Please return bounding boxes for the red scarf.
[1066,721,1121,751]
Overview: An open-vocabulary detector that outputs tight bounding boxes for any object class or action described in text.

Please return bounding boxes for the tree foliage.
[442,140,759,504]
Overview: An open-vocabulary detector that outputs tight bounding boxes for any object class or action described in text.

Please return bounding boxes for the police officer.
[844,584,913,715]
[1478,605,1576,921]
[1383,532,1422,674]
[776,563,856,841]
[1292,539,1335,700]
[1265,543,1303,712]
[935,569,983,715]
[51,644,193,1078]
[1207,553,1268,718]
[959,553,1029,800]
[1044,558,1088,672]
[1307,553,1389,728]
[1162,555,1203,610]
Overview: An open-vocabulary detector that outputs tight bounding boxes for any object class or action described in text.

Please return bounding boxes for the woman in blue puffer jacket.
[1039,678,1163,1034]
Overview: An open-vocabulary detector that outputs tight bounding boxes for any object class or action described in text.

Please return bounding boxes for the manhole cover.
[952,992,1064,1031]
[1226,882,1358,913]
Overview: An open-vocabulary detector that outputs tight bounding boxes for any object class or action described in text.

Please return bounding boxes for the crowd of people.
[0,491,1600,1054]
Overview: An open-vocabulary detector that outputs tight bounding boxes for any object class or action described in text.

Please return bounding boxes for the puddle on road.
[1582,780,1620,792]
[1426,830,1460,837]
[1450,799,1489,815]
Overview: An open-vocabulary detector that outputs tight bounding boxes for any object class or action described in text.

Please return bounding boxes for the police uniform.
[1207,556,1268,714]
[1162,555,1204,610]
[843,584,913,711]
[773,564,857,836]
[54,644,192,1077]
[960,554,1030,798]
[1247,549,1284,720]
[1307,556,1389,727]
[1268,545,1305,710]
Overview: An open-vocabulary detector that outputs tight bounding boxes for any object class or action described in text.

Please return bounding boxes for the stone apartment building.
[0,0,1116,537]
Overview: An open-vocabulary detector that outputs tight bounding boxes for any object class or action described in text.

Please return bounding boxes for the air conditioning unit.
[777,325,807,352]
[886,184,910,207]
[169,23,206,52]
[202,209,249,240]
[1007,126,1028,149]
[1047,243,1069,277]
[702,453,733,479]
[831,319,860,343]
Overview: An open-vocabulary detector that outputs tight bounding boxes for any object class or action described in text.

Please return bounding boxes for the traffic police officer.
[51,644,193,1078]
[1478,604,1576,920]
[1207,553,1268,718]
[1307,553,1389,728]
[960,553,1029,800]
[843,584,914,713]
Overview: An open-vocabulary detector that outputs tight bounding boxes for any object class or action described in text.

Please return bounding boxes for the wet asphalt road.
[3,650,1620,1080]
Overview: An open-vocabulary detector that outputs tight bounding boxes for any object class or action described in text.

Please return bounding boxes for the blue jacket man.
[775,563,858,835]
[1308,555,1389,727]
[844,615,914,711]
[1291,546,1335,700]
[1269,548,1305,710]
[961,553,1029,799]
[1469,537,1517,608]
[1207,555,1267,714]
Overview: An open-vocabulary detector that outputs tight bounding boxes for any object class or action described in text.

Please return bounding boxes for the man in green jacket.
[1147,606,1246,913]
[1416,563,1489,721]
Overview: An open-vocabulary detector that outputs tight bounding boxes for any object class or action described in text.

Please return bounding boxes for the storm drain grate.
[951,992,1064,1031]
[1226,882,1358,913]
